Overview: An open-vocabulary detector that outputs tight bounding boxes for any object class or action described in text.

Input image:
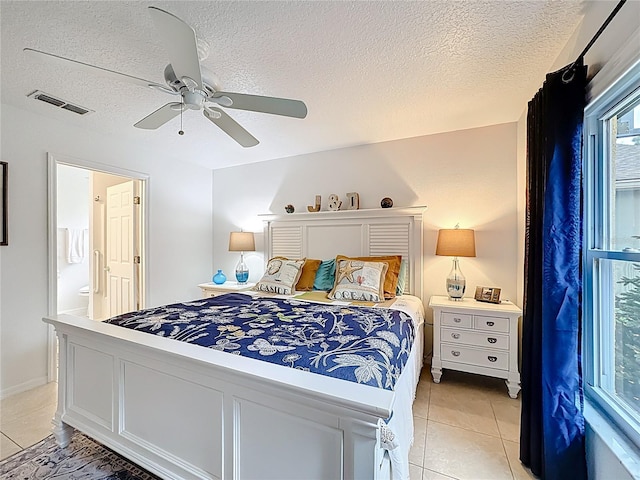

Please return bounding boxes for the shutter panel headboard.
[270,225,303,258]
[261,207,425,301]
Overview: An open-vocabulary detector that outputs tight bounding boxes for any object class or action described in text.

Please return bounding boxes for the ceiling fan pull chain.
[178,97,184,136]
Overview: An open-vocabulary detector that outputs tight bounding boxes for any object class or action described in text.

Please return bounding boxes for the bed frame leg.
[52,414,74,448]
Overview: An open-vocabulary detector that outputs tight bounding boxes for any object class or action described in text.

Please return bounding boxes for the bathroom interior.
[56,164,140,320]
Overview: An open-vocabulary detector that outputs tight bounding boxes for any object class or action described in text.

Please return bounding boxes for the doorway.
[47,154,148,381]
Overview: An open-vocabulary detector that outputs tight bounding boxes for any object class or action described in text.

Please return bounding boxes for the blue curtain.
[520,61,587,479]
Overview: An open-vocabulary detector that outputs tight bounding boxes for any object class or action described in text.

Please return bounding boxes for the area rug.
[0,432,159,479]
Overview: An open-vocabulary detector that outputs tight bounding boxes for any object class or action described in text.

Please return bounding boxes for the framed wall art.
[1,161,7,246]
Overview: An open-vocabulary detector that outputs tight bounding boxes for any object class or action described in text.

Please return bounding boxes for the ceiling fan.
[24,6,307,148]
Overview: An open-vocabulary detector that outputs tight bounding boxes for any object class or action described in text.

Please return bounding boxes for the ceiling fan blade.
[134,103,182,129]
[203,107,259,148]
[23,48,171,92]
[211,92,308,119]
[148,7,202,90]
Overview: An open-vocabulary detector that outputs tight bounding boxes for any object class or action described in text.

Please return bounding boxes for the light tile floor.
[0,382,58,461]
[0,372,536,480]
[411,369,536,480]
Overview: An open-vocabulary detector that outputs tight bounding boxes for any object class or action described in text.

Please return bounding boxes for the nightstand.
[429,295,522,398]
[198,282,256,298]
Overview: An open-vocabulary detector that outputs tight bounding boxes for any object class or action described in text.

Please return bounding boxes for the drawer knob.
[488,356,497,362]
[486,321,495,327]
[451,333,461,339]
[451,350,461,357]
[487,337,497,344]
[454,317,462,323]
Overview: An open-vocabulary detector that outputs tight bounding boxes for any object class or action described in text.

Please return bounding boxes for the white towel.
[66,228,87,264]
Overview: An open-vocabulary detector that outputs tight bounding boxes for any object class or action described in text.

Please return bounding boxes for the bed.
[43,207,426,480]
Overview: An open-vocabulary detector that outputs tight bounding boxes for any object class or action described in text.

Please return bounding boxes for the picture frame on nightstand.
[474,286,501,304]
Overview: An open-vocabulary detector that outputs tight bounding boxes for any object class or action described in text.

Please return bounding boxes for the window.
[584,60,640,447]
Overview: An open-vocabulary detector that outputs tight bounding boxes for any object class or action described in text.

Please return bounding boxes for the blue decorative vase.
[212,269,226,285]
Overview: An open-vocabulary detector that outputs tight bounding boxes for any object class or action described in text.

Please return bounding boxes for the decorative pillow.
[273,257,321,291]
[396,259,408,295]
[328,260,388,302]
[335,255,402,299]
[255,258,305,295]
[313,259,336,291]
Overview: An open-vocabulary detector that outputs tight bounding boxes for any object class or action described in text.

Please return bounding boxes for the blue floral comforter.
[105,293,415,390]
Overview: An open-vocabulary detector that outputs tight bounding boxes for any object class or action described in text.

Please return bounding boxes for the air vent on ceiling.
[27,90,94,116]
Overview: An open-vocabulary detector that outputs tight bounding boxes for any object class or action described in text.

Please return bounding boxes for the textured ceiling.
[0,1,586,170]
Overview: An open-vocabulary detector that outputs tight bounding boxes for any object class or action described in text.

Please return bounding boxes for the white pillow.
[328,260,388,302]
[255,258,305,295]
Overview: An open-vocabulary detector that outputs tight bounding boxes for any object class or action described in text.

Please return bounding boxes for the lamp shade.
[229,231,255,252]
[435,229,476,257]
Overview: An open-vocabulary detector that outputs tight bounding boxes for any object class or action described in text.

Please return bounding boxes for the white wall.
[514,2,640,478]
[0,104,214,396]
[213,122,520,355]
[56,164,89,314]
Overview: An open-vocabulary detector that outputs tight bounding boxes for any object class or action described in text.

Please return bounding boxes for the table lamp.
[435,227,476,300]
[229,231,255,284]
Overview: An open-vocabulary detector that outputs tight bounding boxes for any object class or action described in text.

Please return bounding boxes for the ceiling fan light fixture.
[183,90,205,109]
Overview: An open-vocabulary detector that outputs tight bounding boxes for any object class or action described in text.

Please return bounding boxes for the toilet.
[79,285,90,316]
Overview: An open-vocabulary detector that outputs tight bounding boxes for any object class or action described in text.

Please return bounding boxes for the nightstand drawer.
[441,312,473,328]
[441,327,509,350]
[441,344,509,370]
[473,315,510,333]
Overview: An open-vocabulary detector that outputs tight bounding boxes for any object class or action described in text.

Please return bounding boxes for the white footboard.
[45,314,396,480]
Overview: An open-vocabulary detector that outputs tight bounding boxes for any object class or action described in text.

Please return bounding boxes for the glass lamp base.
[235,253,249,284]
[235,270,249,284]
[446,278,466,300]
[446,258,466,300]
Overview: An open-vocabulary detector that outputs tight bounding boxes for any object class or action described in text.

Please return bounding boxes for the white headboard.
[260,207,426,302]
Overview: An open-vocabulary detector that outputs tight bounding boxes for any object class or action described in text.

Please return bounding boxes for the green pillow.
[313,259,336,291]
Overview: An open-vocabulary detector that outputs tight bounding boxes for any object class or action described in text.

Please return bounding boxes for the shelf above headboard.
[258,206,426,222]
[261,206,426,301]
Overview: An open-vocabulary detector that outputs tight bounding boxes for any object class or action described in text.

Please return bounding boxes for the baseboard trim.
[1,376,49,400]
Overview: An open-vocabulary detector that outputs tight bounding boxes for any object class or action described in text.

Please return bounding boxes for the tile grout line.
[426,417,504,439]
[500,437,517,480]
[1,430,23,451]
[490,397,520,480]
[488,399,519,480]
[421,411,429,474]
[423,467,461,480]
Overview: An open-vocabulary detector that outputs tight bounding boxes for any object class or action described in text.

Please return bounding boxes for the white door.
[106,181,136,317]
